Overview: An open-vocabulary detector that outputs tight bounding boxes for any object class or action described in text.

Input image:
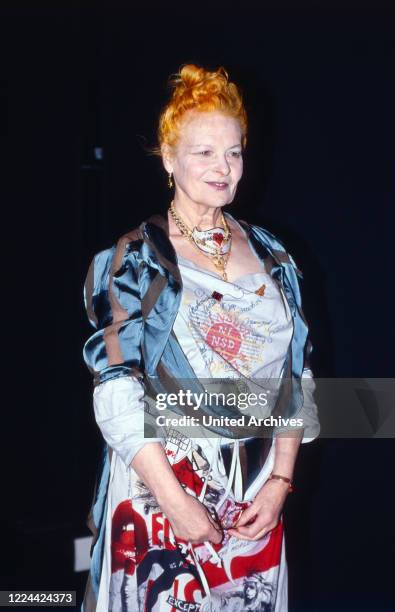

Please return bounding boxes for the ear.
[161,143,174,174]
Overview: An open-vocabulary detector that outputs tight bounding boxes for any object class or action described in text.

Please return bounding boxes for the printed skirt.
[94,432,287,612]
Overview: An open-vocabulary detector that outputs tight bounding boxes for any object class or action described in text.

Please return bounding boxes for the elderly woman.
[82,64,319,612]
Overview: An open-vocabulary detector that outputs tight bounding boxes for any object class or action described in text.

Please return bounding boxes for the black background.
[2,2,395,610]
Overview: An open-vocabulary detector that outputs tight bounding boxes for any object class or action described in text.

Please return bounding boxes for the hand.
[227,479,289,541]
[164,493,223,545]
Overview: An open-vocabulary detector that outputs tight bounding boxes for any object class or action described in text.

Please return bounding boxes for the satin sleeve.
[299,366,320,443]
[82,240,160,467]
[82,241,144,385]
[272,366,320,444]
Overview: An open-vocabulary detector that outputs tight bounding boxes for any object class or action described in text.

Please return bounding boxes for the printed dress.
[91,255,318,612]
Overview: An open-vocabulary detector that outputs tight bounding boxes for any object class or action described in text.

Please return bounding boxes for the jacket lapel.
[141,213,182,285]
[138,213,182,374]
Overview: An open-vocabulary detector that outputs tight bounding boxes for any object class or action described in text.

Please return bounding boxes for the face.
[163,110,243,210]
[245,584,257,600]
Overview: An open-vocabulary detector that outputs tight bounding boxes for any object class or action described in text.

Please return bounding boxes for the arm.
[83,240,221,544]
[228,433,301,541]
[300,366,320,443]
[229,283,319,540]
[229,365,318,541]
[229,365,319,541]
[83,241,161,466]
[131,443,222,544]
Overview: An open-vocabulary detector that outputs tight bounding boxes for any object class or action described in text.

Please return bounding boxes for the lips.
[206,181,229,190]
[111,500,149,575]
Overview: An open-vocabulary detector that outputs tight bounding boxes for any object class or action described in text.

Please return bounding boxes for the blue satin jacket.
[82,211,311,606]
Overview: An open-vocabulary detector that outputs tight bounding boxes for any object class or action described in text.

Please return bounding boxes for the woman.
[82,64,319,612]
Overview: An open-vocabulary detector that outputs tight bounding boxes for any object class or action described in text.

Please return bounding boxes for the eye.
[230,151,242,158]
[197,150,212,156]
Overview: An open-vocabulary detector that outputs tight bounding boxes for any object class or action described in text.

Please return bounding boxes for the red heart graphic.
[213,233,224,245]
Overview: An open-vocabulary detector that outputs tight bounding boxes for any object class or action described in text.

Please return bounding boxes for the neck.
[172,195,225,230]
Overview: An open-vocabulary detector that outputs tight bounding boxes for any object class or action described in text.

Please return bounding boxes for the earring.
[168,172,173,189]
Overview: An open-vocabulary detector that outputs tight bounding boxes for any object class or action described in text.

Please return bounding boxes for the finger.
[235,505,257,527]
[230,520,268,539]
[231,517,279,540]
[227,528,254,541]
[209,525,223,544]
[237,523,265,537]
[228,526,267,541]
[208,521,222,539]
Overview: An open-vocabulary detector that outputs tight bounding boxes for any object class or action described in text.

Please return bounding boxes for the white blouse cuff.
[93,375,162,467]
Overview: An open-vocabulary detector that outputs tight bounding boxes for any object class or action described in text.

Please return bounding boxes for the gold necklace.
[169,200,232,281]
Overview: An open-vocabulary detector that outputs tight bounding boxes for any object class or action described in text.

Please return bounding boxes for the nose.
[214,154,231,176]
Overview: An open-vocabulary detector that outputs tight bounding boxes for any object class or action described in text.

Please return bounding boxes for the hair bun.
[153,62,247,153]
[171,63,229,100]
[177,64,207,88]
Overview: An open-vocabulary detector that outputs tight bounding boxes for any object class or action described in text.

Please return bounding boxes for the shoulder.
[91,224,145,277]
[237,216,286,251]
[112,225,145,272]
[90,211,164,276]
[116,225,145,251]
[237,217,303,278]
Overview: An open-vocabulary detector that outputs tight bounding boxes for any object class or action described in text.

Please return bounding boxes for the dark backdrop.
[2,3,395,611]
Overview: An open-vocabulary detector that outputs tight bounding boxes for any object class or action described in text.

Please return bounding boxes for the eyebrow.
[188,143,242,149]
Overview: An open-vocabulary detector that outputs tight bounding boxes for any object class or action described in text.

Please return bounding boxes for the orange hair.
[154,63,248,155]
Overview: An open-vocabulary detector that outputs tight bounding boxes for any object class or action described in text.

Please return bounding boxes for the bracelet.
[268,473,294,493]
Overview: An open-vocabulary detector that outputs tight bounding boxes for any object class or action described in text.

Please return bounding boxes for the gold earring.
[168,172,173,188]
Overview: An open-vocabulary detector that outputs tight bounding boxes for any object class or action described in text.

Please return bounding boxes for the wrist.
[156,482,188,514]
[267,472,294,493]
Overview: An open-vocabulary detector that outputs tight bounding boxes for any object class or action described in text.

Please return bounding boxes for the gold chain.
[169,201,232,281]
